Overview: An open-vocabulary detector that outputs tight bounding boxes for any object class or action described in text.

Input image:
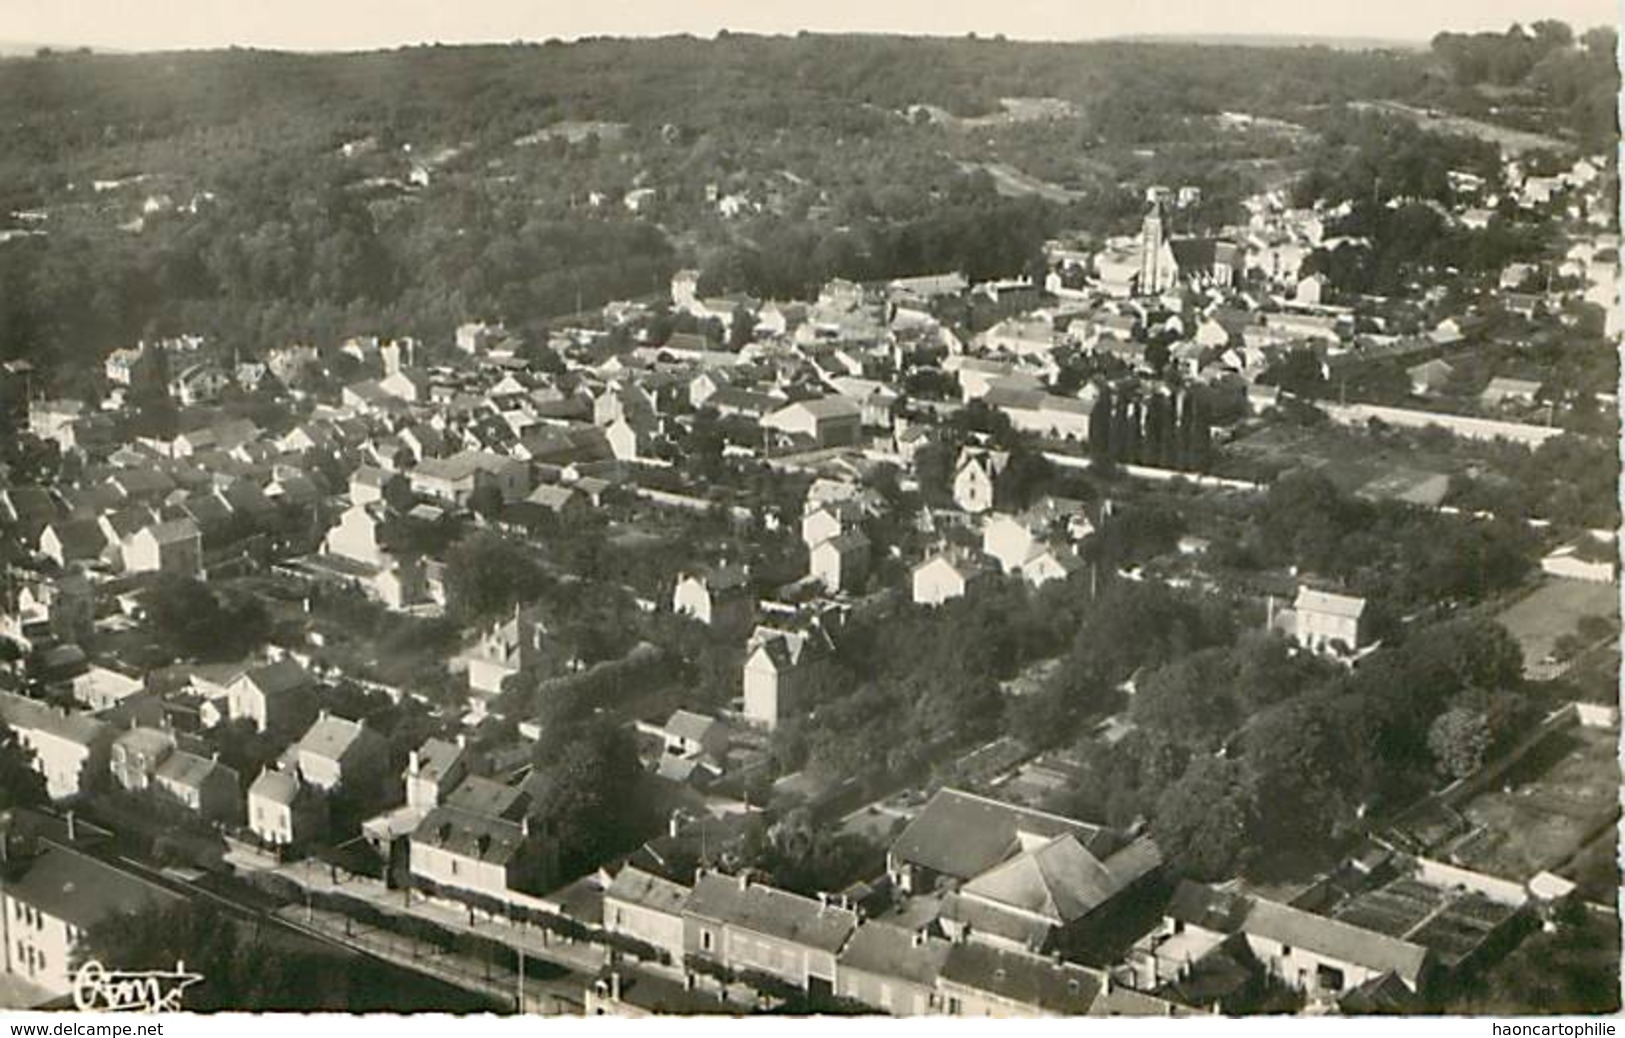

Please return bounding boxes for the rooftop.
[684,872,857,953]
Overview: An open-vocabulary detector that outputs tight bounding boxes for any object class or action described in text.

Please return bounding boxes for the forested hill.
[0,27,1613,384]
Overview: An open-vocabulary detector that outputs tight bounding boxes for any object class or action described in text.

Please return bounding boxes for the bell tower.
[1138,200,1167,296]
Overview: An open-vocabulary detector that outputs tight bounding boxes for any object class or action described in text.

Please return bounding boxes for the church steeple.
[1139,199,1169,296]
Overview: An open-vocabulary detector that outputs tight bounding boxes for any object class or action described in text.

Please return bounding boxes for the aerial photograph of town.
[0,0,1617,1019]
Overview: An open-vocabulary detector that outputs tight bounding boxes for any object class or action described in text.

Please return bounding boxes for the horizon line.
[4,27,1455,58]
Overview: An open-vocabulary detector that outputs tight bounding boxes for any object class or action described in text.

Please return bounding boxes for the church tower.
[1138,200,1169,296]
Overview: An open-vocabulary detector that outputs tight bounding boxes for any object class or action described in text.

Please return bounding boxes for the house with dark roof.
[1,845,181,998]
[761,396,863,450]
[809,529,870,594]
[226,658,315,734]
[409,804,555,902]
[937,942,1104,1017]
[289,712,389,797]
[153,750,241,824]
[672,565,754,633]
[605,865,692,966]
[835,921,953,1014]
[37,518,108,569]
[123,517,202,577]
[682,871,858,995]
[741,623,834,731]
[887,788,1119,896]
[405,737,471,810]
[951,447,1008,515]
[939,829,1163,957]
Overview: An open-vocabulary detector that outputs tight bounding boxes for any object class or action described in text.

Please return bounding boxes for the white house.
[1292,587,1366,656]
[952,449,1008,515]
[912,551,992,607]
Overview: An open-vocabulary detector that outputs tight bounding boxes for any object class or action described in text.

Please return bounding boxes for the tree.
[144,575,270,661]
[528,719,648,877]
[442,532,549,622]
[1152,756,1257,881]
[1428,705,1491,780]
[1242,698,1361,852]
[0,720,46,810]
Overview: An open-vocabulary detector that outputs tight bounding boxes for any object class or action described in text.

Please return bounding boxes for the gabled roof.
[0,691,110,747]
[249,768,301,805]
[413,738,466,784]
[664,709,723,745]
[961,833,1161,924]
[296,714,380,764]
[771,395,862,422]
[412,804,528,865]
[445,774,528,820]
[43,518,107,559]
[606,864,691,917]
[1294,587,1366,620]
[1242,897,1430,988]
[155,749,237,791]
[816,529,871,555]
[7,846,179,929]
[888,788,1115,884]
[238,658,311,697]
[837,921,952,987]
[938,943,1102,1015]
[684,872,857,954]
[138,517,200,546]
[1165,879,1251,933]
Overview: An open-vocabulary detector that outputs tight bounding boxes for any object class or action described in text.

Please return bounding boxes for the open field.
[1445,724,1620,883]
[1349,100,1573,156]
[1220,422,1464,488]
[1495,577,1619,675]
[963,160,1086,203]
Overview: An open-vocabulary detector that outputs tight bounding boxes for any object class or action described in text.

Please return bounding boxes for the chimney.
[911,930,926,949]
[668,811,683,839]
[737,872,750,892]
[65,810,75,843]
[608,972,621,1002]
[408,750,421,776]
[683,972,695,992]
[521,815,531,838]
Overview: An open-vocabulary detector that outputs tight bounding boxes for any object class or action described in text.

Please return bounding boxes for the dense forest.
[0,26,1615,384]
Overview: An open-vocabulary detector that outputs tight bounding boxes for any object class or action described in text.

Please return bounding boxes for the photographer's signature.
[71,960,202,1012]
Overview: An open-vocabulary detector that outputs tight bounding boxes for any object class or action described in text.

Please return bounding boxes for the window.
[1280,945,1291,957]
[701,930,714,953]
